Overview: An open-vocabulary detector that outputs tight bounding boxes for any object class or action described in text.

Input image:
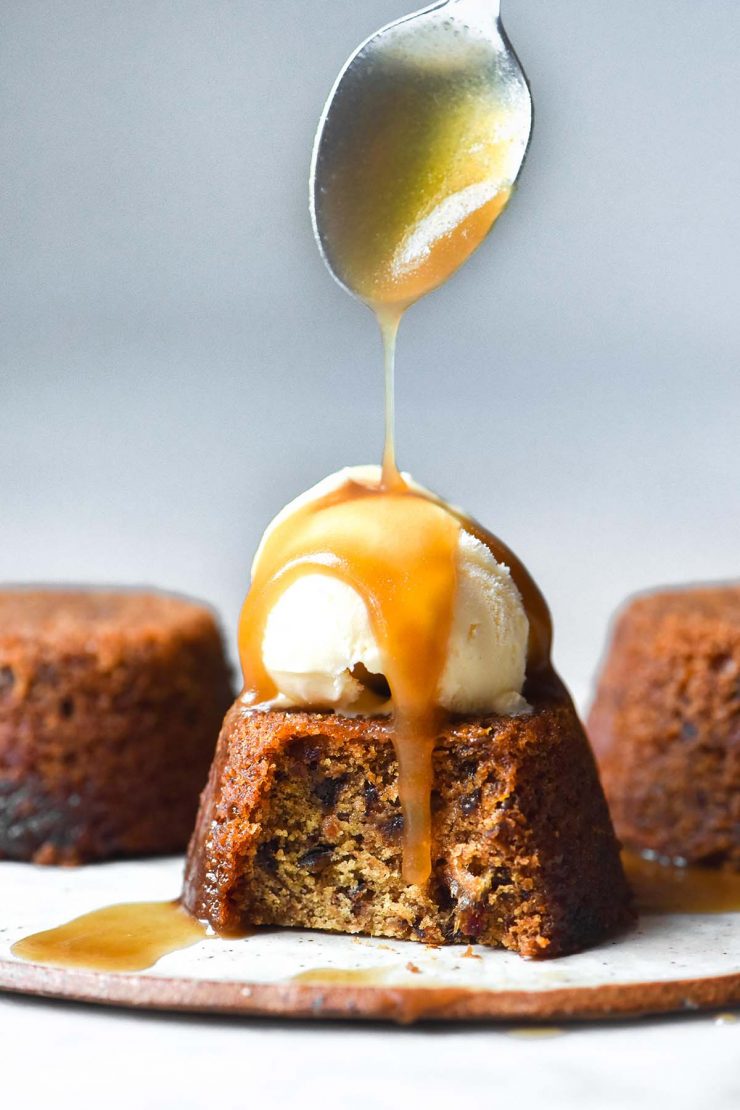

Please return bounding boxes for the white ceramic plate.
[0,856,738,1023]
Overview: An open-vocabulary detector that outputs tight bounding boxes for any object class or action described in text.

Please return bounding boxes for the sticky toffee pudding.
[589,584,740,872]
[0,588,232,864]
[182,10,632,959]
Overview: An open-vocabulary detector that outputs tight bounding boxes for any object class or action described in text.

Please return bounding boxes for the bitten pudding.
[184,468,632,958]
[184,7,632,959]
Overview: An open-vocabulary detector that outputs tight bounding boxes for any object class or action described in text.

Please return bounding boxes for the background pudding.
[0,588,232,864]
[589,584,740,870]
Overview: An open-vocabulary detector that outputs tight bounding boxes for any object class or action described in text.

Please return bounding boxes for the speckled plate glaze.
[0,856,738,1024]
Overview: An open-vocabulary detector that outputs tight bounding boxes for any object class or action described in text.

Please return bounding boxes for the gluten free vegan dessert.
[0,588,232,864]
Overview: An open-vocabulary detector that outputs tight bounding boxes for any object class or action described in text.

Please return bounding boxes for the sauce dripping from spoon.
[239,3,537,884]
[312,2,532,486]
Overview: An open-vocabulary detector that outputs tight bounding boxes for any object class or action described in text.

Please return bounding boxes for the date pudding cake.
[589,584,740,871]
[0,588,232,864]
[183,468,632,958]
[183,5,632,959]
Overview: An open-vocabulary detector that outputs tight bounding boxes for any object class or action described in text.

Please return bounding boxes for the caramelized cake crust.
[184,698,632,958]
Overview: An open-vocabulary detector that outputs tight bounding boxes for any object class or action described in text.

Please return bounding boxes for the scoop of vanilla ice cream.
[254,466,530,716]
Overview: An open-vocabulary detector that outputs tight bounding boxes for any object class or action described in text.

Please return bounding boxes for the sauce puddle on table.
[623,852,740,914]
[11,900,207,973]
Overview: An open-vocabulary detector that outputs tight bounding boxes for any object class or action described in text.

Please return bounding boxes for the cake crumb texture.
[184,699,632,958]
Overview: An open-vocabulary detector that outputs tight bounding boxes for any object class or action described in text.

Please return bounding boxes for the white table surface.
[0,991,738,1110]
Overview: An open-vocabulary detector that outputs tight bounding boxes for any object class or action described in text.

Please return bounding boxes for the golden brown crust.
[183,697,633,958]
[0,588,233,863]
[589,584,740,869]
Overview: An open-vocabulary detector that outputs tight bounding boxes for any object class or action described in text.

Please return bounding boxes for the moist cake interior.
[184,696,633,958]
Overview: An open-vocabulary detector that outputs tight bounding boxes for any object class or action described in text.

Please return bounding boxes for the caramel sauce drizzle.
[623,853,740,915]
[292,966,399,986]
[290,966,472,1023]
[238,470,553,885]
[11,900,206,973]
[239,473,457,885]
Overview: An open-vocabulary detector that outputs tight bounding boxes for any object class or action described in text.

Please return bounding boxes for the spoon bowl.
[310,0,533,312]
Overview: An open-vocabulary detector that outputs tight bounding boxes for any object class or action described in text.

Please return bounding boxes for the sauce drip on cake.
[239,472,552,884]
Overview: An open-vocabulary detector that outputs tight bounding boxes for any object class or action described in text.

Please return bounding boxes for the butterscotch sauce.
[239,472,553,886]
[291,966,472,1022]
[507,1027,564,1040]
[240,474,457,885]
[12,900,206,972]
[378,308,402,483]
[292,966,396,987]
[313,14,528,312]
[624,853,740,915]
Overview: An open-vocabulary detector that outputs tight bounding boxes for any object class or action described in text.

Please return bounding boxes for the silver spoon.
[309,0,533,308]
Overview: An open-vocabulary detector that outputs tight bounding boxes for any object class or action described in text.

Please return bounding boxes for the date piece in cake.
[183,697,633,958]
[589,584,740,870]
[0,588,232,864]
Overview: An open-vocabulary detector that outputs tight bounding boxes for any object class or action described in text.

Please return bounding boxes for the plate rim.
[1,958,738,1024]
